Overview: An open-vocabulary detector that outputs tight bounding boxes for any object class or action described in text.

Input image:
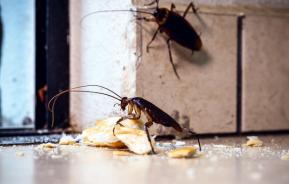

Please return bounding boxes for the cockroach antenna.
[48,85,122,127]
[80,9,154,26]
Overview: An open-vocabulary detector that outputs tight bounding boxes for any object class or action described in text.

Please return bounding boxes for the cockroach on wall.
[82,0,202,79]
[48,85,202,154]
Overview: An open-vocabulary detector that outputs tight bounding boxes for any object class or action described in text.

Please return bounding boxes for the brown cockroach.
[81,0,202,79]
[48,85,201,154]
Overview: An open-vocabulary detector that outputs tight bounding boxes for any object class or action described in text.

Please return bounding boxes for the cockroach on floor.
[81,0,202,79]
[48,85,202,154]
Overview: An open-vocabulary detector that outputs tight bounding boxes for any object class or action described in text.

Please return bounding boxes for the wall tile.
[136,10,238,134]
[242,15,289,131]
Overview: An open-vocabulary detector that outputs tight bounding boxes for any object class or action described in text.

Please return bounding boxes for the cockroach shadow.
[172,42,212,67]
[171,11,212,67]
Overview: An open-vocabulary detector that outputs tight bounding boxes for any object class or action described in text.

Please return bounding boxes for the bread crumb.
[244,136,263,147]
[167,147,197,158]
[82,117,143,148]
[174,141,186,146]
[115,126,154,155]
[59,134,77,145]
[41,143,57,148]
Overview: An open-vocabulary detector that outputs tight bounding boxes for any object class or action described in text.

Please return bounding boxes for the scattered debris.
[34,143,68,159]
[161,142,173,147]
[244,136,263,147]
[167,146,197,158]
[173,140,186,146]
[59,134,77,145]
[41,143,57,149]
[212,144,228,148]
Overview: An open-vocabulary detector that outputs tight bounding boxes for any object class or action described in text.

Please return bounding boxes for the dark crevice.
[236,15,244,134]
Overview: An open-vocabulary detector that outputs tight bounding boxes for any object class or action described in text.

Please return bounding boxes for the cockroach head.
[153,8,168,22]
[120,97,129,111]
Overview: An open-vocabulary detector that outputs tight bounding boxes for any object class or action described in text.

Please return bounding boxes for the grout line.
[236,15,244,134]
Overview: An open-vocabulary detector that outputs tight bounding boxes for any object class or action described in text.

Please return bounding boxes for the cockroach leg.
[188,130,202,151]
[170,3,176,11]
[113,117,126,136]
[183,2,198,18]
[146,27,160,53]
[135,16,155,22]
[166,39,180,79]
[144,121,156,154]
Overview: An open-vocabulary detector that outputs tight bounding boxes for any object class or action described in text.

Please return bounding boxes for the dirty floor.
[0,135,289,184]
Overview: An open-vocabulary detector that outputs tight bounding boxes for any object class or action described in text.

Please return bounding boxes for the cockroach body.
[141,0,202,79]
[151,3,202,52]
[117,96,201,153]
[82,0,202,79]
[120,97,184,132]
[48,85,201,154]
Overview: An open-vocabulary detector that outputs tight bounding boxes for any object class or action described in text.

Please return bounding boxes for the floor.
[0,135,289,184]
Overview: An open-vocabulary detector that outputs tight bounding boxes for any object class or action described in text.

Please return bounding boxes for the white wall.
[70,0,137,129]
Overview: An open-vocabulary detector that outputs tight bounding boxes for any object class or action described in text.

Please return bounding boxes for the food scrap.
[114,125,154,155]
[167,146,197,158]
[173,140,186,146]
[59,134,77,145]
[41,143,57,149]
[244,136,263,147]
[82,117,143,149]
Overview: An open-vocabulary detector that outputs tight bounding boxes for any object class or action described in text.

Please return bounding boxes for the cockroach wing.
[132,97,183,132]
[162,11,202,51]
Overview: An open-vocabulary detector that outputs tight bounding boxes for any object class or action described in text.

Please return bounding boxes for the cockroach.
[81,0,202,79]
[48,85,201,154]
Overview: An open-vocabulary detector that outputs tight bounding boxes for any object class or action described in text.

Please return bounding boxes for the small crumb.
[244,136,263,147]
[213,144,227,148]
[113,150,133,156]
[174,141,186,146]
[281,154,289,160]
[167,146,197,158]
[161,142,173,147]
[41,143,57,148]
[59,134,77,145]
[16,151,25,157]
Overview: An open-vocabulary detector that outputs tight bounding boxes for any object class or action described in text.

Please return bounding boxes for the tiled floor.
[0,135,288,184]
